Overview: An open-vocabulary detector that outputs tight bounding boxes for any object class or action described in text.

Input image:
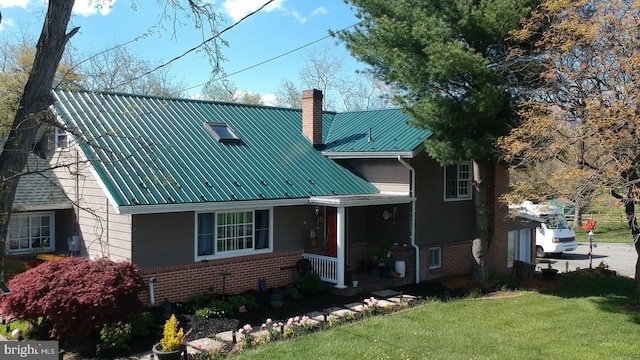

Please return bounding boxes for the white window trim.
[443,161,472,202]
[7,212,56,254]
[508,230,517,268]
[429,247,442,269]
[508,229,533,268]
[194,208,273,261]
[54,127,70,151]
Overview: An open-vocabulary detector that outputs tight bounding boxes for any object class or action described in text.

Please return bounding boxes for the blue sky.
[0,0,363,100]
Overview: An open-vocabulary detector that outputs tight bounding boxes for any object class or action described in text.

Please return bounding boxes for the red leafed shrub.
[0,257,144,341]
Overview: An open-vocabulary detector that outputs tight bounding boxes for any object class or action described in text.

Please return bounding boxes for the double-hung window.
[444,161,472,201]
[197,209,270,259]
[55,127,70,150]
[7,212,54,253]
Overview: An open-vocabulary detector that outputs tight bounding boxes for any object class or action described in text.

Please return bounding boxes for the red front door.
[326,207,337,257]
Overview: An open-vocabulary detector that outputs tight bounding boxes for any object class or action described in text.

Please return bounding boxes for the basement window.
[205,122,241,142]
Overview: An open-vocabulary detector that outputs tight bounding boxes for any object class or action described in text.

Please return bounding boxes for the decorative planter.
[152,343,185,360]
[379,266,391,279]
[541,268,558,280]
[270,291,284,308]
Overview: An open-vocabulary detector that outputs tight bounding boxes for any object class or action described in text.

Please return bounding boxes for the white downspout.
[398,156,419,283]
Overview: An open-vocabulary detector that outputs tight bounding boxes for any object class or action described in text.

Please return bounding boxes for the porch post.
[335,206,346,288]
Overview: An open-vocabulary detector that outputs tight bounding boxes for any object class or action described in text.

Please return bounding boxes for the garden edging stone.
[128,288,418,359]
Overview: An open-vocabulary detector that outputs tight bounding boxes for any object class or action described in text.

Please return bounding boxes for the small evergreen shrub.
[100,321,132,350]
[160,314,189,352]
[0,257,144,341]
[285,284,302,299]
[243,294,258,310]
[297,272,321,294]
[186,289,217,311]
[227,295,247,311]
[127,311,154,338]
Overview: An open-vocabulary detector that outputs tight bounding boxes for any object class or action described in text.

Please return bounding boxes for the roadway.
[543,242,637,278]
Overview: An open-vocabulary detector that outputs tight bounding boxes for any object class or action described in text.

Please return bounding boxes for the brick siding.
[137,250,303,306]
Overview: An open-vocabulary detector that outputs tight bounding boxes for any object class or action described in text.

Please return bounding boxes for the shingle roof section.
[52,90,380,209]
[13,153,72,211]
[324,108,432,153]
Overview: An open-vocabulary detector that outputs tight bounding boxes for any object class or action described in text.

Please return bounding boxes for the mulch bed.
[62,275,560,359]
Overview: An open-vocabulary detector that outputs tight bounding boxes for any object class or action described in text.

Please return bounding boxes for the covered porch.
[301,194,418,289]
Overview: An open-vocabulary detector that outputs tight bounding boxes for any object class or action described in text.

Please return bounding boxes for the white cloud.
[311,7,327,16]
[0,17,15,31]
[222,0,286,22]
[290,10,306,24]
[0,0,29,8]
[73,0,115,17]
[261,93,277,106]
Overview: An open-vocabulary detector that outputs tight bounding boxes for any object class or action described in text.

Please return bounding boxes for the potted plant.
[375,239,392,278]
[152,314,191,360]
[375,238,392,266]
[352,273,359,287]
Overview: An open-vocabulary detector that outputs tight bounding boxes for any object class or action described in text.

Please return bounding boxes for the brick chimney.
[302,89,323,145]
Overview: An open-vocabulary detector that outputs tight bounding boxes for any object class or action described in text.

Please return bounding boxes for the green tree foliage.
[0,257,144,341]
[337,0,540,282]
[338,0,538,162]
[0,36,80,138]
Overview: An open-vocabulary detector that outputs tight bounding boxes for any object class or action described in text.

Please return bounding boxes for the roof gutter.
[322,151,416,159]
[397,155,419,283]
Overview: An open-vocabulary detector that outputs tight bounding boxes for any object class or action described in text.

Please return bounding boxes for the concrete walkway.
[131,289,419,359]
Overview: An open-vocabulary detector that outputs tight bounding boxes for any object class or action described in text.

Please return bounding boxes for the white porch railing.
[302,253,337,284]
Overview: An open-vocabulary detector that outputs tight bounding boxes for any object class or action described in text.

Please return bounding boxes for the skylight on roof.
[205,122,241,142]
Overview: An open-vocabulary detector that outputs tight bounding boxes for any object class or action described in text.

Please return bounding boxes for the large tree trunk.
[0,1,78,281]
[471,160,491,284]
[611,189,640,304]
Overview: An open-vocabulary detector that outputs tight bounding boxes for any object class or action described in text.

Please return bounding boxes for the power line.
[179,21,362,94]
[110,0,278,90]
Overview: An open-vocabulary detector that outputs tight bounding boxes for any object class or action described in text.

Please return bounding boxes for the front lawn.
[231,272,640,360]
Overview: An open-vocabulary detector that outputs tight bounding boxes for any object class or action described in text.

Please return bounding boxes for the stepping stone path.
[132,289,420,359]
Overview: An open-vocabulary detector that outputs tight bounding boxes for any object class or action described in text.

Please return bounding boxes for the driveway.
[541,242,637,278]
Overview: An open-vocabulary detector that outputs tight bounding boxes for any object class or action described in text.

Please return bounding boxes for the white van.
[512,201,578,257]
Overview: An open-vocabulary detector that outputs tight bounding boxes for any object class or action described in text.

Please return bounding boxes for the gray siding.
[51,148,133,261]
[273,206,318,251]
[410,152,475,246]
[338,159,410,194]
[131,212,194,267]
[130,206,318,268]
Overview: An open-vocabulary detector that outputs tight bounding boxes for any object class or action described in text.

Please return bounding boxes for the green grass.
[573,198,634,243]
[575,222,632,244]
[230,273,640,360]
[0,319,30,339]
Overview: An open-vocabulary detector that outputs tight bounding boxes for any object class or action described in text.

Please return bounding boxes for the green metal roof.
[323,108,432,155]
[53,90,380,211]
